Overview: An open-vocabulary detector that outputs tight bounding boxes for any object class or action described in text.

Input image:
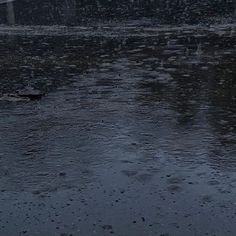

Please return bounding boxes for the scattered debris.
[17,86,45,100]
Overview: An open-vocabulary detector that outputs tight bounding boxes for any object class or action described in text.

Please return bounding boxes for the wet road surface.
[0,23,236,236]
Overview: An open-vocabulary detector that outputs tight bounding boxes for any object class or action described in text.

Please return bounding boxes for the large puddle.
[0,24,236,235]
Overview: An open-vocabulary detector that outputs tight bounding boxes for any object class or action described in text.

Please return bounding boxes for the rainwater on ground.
[0,23,236,236]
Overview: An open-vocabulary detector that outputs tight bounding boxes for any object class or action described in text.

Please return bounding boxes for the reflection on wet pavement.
[0,24,236,236]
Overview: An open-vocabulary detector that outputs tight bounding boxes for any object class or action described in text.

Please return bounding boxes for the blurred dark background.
[0,0,235,25]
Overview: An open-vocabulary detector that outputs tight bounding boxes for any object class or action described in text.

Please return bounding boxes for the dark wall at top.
[0,0,235,25]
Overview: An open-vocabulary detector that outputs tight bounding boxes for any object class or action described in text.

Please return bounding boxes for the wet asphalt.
[0,23,236,236]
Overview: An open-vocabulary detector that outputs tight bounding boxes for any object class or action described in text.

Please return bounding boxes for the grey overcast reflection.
[0,1,236,236]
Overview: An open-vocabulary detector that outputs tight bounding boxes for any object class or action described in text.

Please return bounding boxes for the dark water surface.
[0,24,236,236]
